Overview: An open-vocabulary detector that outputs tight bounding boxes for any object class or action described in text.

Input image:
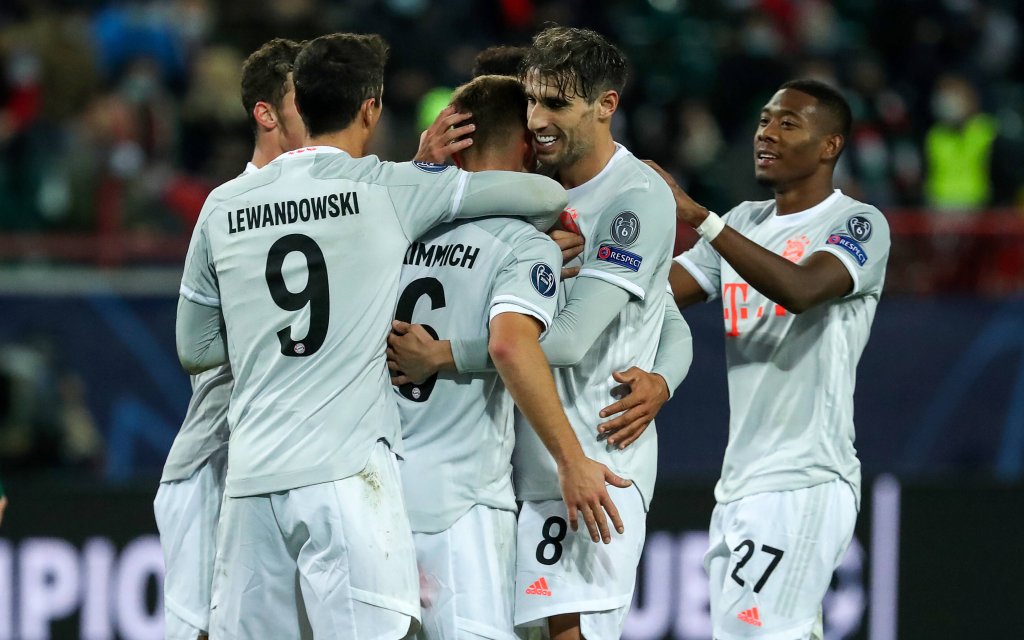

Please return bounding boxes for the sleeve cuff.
[577,268,646,300]
[812,246,861,296]
[490,295,553,331]
[674,255,718,300]
[450,171,469,219]
[179,283,221,307]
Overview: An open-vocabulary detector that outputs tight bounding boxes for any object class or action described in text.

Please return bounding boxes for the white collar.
[770,189,843,226]
[269,146,348,164]
[565,143,630,197]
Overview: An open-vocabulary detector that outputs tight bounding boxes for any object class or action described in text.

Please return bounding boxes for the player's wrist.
[430,340,455,372]
[695,210,725,242]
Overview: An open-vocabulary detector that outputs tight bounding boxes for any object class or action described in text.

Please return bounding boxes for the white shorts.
[705,479,857,640]
[415,505,517,640]
[209,441,419,640]
[514,483,646,640]
[153,447,227,637]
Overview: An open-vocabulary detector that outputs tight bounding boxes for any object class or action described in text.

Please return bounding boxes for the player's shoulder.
[722,198,775,228]
[461,217,556,256]
[610,149,675,203]
[335,157,465,188]
[196,167,282,227]
[823,190,888,240]
[306,151,389,184]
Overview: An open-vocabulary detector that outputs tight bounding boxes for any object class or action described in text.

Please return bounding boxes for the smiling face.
[753,88,841,191]
[523,69,598,171]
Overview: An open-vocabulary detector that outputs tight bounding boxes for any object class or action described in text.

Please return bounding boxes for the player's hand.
[641,160,709,228]
[414,106,475,164]
[598,367,670,449]
[0,495,7,528]
[557,455,631,544]
[388,321,442,385]
[548,229,584,279]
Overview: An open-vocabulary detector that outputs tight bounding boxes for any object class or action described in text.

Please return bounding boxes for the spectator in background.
[924,74,998,212]
[0,479,6,527]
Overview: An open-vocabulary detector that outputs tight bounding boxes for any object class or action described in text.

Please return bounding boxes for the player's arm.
[648,160,851,313]
[597,292,693,449]
[176,213,226,374]
[389,277,632,380]
[176,296,227,374]
[456,171,566,231]
[489,312,630,544]
[669,261,709,309]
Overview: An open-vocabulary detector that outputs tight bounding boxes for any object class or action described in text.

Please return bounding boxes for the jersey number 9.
[265,234,330,357]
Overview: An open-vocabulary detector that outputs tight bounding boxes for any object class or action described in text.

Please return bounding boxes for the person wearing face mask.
[924,74,997,212]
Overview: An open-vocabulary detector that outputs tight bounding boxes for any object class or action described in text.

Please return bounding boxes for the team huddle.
[157,25,889,640]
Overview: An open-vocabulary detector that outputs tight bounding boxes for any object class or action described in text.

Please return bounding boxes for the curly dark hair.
[240,38,303,136]
[519,26,628,103]
[293,33,389,137]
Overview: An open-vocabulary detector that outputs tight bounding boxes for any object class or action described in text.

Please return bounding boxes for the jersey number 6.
[394,277,446,402]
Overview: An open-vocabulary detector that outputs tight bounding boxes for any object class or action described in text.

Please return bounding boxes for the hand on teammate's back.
[548,229,584,279]
[641,159,709,228]
[598,367,670,449]
[414,106,476,164]
[388,321,445,385]
[557,455,631,544]
[0,495,7,528]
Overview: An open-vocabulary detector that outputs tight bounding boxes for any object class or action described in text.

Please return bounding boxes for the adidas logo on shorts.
[525,577,552,596]
[737,607,763,627]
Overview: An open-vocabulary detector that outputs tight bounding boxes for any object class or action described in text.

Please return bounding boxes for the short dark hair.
[293,33,389,137]
[779,79,853,146]
[472,46,528,78]
[519,26,628,103]
[240,38,303,135]
[449,75,528,159]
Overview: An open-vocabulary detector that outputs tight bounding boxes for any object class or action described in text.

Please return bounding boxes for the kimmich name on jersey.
[404,241,481,270]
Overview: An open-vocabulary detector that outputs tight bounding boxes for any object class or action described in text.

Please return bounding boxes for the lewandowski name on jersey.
[227,191,360,234]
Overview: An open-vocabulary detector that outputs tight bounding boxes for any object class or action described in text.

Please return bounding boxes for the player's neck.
[250,138,285,169]
[307,128,367,158]
[773,176,836,215]
[558,133,616,189]
[461,150,524,173]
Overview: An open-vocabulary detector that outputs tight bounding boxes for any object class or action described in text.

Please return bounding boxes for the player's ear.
[253,101,278,132]
[821,132,843,163]
[596,90,619,121]
[361,96,382,130]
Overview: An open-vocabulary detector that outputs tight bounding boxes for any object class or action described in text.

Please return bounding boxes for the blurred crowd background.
[0,0,1022,482]
[2,1,1024,233]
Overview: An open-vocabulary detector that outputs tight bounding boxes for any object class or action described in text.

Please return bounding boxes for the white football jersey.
[677,189,890,507]
[513,144,676,510]
[396,217,561,533]
[161,162,262,484]
[179,147,475,497]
